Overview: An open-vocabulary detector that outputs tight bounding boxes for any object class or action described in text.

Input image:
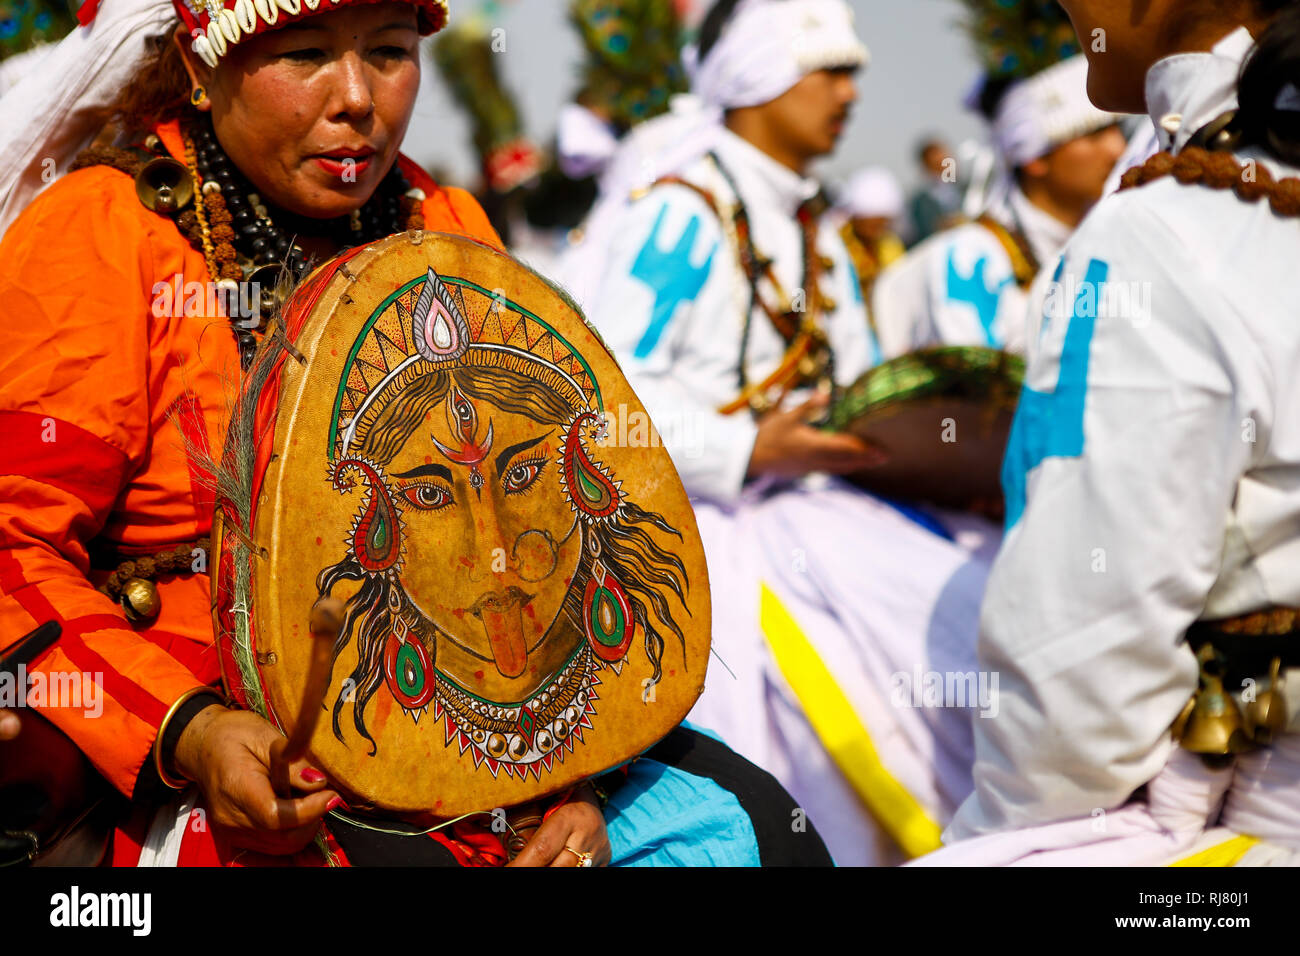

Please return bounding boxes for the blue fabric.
[1002,257,1109,528]
[605,759,762,867]
[945,245,1010,348]
[876,496,954,542]
[628,202,718,359]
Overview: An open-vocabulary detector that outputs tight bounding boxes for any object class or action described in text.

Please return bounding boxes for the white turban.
[560,0,868,305]
[836,166,904,220]
[992,55,1120,167]
[689,0,868,112]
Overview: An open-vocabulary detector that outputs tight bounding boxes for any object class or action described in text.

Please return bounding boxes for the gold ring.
[564,846,594,867]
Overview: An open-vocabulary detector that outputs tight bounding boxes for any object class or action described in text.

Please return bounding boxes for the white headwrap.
[689,0,868,112]
[560,0,868,305]
[991,55,1120,167]
[0,0,178,238]
[835,166,904,220]
[555,103,621,180]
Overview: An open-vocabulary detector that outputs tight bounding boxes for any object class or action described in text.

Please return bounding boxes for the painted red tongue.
[481,603,527,678]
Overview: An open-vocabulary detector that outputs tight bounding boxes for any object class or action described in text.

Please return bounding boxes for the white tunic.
[580,128,879,504]
[870,188,1071,358]
[941,28,1300,858]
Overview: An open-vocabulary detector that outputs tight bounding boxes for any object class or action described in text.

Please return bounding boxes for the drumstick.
[270,597,344,797]
[0,621,62,678]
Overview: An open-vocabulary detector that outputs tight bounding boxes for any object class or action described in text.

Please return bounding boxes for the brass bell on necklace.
[135,158,194,214]
[120,577,160,625]
[247,264,286,329]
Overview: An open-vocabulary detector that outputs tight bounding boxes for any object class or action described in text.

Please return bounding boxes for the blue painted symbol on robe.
[629,203,717,359]
[1001,258,1110,528]
[946,247,1012,347]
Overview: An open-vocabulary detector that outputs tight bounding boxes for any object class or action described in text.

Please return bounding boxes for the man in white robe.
[916,24,1300,868]
[871,55,1125,358]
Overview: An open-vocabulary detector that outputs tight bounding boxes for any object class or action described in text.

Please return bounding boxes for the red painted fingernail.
[326,796,345,812]
[301,767,326,783]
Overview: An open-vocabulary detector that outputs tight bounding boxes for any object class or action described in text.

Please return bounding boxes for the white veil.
[0,0,178,238]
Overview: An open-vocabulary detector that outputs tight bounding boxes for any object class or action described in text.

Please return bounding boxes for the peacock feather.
[570,0,687,134]
[958,0,1082,82]
[0,0,76,60]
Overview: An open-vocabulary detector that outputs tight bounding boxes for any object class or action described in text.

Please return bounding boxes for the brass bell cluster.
[134,142,286,329]
[1173,644,1288,765]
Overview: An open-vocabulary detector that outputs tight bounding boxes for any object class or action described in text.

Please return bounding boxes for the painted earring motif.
[583,558,635,662]
[559,411,621,521]
[383,601,435,715]
[330,457,403,574]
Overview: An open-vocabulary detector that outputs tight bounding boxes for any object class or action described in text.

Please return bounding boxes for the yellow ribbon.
[759,582,944,858]
[1169,834,1260,867]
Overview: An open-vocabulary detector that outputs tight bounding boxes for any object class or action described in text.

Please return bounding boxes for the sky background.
[403,0,988,197]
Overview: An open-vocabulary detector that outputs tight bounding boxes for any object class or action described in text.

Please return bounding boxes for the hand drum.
[211,232,711,817]
[826,346,1025,512]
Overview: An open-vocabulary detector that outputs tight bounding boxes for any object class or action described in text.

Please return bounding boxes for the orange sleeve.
[0,169,213,797]
[397,153,505,251]
[437,185,506,251]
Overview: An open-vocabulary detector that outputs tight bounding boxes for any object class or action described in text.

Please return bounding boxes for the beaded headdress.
[172,0,450,68]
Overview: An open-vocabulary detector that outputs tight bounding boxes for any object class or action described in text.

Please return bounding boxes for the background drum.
[825,346,1024,514]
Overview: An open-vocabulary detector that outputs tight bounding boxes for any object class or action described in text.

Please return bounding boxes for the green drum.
[825,346,1025,514]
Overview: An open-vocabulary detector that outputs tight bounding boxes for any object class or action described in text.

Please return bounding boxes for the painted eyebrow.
[495,433,552,477]
[390,462,454,482]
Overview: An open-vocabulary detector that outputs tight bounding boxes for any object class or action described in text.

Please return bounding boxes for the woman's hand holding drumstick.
[174,598,344,855]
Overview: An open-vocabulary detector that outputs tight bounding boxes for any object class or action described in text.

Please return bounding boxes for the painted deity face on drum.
[378,372,585,700]
[316,266,688,777]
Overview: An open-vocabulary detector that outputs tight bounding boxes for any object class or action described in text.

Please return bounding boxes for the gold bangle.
[153,686,221,790]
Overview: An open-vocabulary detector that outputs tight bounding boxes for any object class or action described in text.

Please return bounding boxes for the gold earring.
[190,86,209,108]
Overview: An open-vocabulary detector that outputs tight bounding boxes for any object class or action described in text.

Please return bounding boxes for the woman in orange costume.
[0,0,579,865]
[0,0,832,867]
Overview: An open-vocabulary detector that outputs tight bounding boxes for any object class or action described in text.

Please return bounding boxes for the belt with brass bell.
[92,537,211,629]
[1186,610,1299,695]
[1173,610,1299,762]
[1172,645,1254,763]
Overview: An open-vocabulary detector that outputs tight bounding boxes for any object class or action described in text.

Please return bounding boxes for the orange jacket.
[0,119,502,797]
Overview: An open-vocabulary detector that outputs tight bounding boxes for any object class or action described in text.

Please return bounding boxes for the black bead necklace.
[190,118,417,283]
